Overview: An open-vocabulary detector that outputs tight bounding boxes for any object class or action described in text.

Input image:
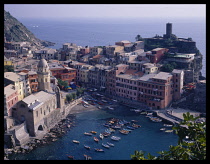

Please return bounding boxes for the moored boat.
[72,140,80,144]
[90,131,97,134]
[84,132,93,136]
[84,154,92,160]
[94,137,99,142]
[99,133,104,139]
[84,145,91,149]
[67,155,74,160]
[102,143,110,148]
[94,148,104,152]
[119,130,129,134]
[107,142,115,147]
[111,136,121,141]
[164,124,173,127]
[165,130,173,133]
[160,128,166,131]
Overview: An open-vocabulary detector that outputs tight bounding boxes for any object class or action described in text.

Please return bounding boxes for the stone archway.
[38,125,43,131]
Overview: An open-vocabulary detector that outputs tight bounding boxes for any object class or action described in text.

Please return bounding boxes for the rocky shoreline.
[5,114,76,159]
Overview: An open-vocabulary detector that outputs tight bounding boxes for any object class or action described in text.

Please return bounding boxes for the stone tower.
[166,23,172,38]
[37,58,52,92]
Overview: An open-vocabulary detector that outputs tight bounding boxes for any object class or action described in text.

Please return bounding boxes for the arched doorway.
[38,125,43,131]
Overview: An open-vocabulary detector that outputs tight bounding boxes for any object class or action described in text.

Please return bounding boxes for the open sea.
[8,17,205,160]
[20,17,206,77]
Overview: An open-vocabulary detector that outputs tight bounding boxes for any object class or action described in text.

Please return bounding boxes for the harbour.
[8,99,179,160]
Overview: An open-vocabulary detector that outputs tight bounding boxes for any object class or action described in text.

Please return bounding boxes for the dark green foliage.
[161,63,175,72]
[4,65,14,72]
[135,34,144,41]
[131,112,206,160]
[57,78,68,88]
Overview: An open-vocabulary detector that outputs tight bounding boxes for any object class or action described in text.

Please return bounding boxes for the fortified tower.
[163,23,173,39]
[166,23,172,37]
[37,58,52,92]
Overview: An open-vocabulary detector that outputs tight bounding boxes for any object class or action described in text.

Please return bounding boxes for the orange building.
[21,70,38,93]
[49,63,77,85]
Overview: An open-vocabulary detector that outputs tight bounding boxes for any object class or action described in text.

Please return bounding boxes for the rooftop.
[4,84,17,97]
[4,72,20,82]
[152,72,172,80]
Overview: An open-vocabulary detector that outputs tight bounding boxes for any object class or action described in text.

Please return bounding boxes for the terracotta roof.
[93,54,103,59]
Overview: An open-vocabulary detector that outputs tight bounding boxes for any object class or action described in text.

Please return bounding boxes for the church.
[11,58,65,139]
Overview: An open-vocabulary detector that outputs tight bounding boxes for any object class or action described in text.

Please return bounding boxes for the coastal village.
[4,23,206,158]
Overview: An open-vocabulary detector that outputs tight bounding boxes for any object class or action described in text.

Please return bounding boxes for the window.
[36,111,38,117]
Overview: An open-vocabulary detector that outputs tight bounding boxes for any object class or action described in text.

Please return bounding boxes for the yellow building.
[79,64,94,86]
[4,72,25,101]
[106,45,124,57]
[4,56,13,66]
[143,63,159,74]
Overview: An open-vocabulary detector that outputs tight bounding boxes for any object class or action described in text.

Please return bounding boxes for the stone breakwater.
[5,114,76,157]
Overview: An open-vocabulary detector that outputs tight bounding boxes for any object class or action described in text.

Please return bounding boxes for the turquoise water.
[9,105,178,160]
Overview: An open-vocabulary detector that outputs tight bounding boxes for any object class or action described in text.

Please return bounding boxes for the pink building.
[115,70,183,109]
[146,48,168,63]
[80,46,90,55]
[4,84,19,116]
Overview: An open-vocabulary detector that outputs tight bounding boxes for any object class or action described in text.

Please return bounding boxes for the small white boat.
[111,136,121,141]
[164,124,173,127]
[94,148,104,152]
[99,133,104,140]
[84,132,93,136]
[72,140,80,144]
[107,142,115,147]
[165,130,173,133]
[84,145,91,149]
[102,143,110,148]
[160,128,166,131]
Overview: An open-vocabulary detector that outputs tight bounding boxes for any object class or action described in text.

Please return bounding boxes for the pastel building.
[146,48,168,63]
[4,84,19,116]
[115,69,184,109]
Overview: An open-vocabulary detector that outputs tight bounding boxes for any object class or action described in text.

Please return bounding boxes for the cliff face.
[4,10,55,47]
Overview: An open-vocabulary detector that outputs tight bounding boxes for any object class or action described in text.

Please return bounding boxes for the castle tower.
[166,23,172,38]
[37,58,52,92]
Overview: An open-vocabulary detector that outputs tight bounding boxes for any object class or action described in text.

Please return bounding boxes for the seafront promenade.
[155,108,201,124]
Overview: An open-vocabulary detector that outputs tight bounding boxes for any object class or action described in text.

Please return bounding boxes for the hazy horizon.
[4,4,206,20]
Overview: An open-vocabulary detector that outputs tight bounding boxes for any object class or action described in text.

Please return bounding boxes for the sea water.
[19,17,206,77]
[9,105,178,160]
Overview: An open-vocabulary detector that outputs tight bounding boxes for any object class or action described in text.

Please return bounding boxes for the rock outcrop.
[4,10,55,47]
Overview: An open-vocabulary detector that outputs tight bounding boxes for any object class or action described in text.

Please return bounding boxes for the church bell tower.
[37,58,52,92]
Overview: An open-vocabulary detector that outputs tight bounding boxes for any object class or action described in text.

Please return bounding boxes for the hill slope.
[4,10,55,47]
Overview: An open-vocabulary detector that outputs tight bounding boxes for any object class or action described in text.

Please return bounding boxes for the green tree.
[135,34,143,41]
[72,92,76,100]
[66,93,72,103]
[161,63,174,72]
[4,65,14,72]
[57,78,68,88]
[131,112,206,160]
